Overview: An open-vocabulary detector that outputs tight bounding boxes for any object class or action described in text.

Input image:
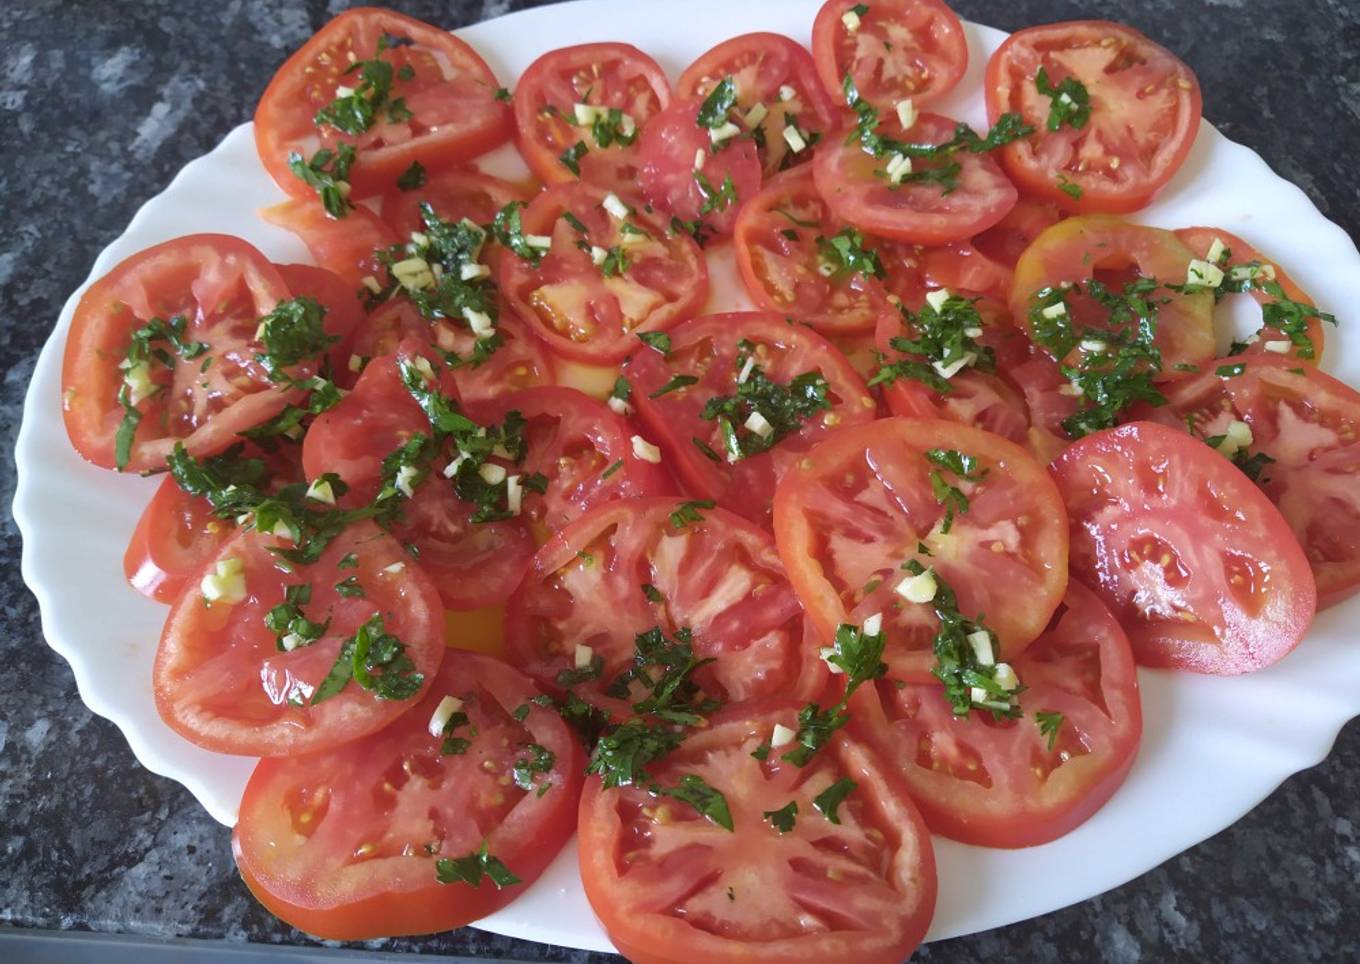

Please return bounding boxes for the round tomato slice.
[63,235,297,473]
[677,32,840,177]
[504,498,820,717]
[625,311,876,527]
[512,43,671,191]
[734,167,892,333]
[638,97,763,238]
[234,649,582,940]
[851,582,1141,847]
[1007,343,1080,464]
[814,112,1019,245]
[1135,355,1360,608]
[1175,226,1328,364]
[578,703,936,964]
[154,519,444,756]
[773,417,1069,680]
[985,20,1202,213]
[811,0,968,109]
[971,198,1064,269]
[303,340,535,610]
[1009,215,1215,374]
[254,8,511,201]
[1051,420,1316,674]
[379,165,529,267]
[499,181,708,365]
[467,385,675,540]
[274,262,366,375]
[261,198,396,289]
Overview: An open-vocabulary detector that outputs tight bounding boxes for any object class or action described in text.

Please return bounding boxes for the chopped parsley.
[1035,711,1064,752]
[816,227,884,281]
[255,297,339,383]
[695,171,737,215]
[700,355,830,462]
[637,331,671,355]
[922,565,1020,719]
[311,613,424,705]
[653,774,733,830]
[512,743,556,797]
[925,448,988,534]
[649,374,699,398]
[669,499,715,528]
[112,313,210,470]
[764,801,798,833]
[696,76,738,129]
[313,37,412,136]
[1034,67,1091,131]
[288,144,357,218]
[333,576,365,598]
[1057,174,1083,200]
[559,140,589,176]
[782,620,886,766]
[396,160,426,191]
[812,777,858,824]
[435,842,521,889]
[490,201,546,266]
[870,292,994,393]
[590,107,639,149]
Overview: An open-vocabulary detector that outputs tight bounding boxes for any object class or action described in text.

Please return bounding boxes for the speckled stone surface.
[2,0,1358,960]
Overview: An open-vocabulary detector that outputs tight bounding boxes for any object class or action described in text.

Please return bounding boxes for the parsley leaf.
[638,332,671,355]
[669,499,715,528]
[435,842,521,889]
[1035,711,1064,752]
[312,613,424,705]
[559,140,589,176]
[512,743,556,797]
[816,227,884,281]
[397,160,426,191]
[1034,67,1091,131]
[870,292,994,391]
[925,448,988,534]
[651,774,733,830]
[313,38,413,136]
[490,201,546,266]
[764,801,798,833]
[696,76,738,129]
[812,778,857,824]
[288,145,357,219]
[649,374,699,398]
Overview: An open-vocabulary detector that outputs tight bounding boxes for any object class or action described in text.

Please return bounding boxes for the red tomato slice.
[985,20,1202,213]
[1007,343,1080,464]
[677,32,840,177]
[512,43,671,191]
[499,181,709,365]
[624,311,877,528]
[505,498,822,718]
[1175,226,1328,364]
[303,340,536,610]
[638,97,763,238]
[734,167,892,333]
[347,299,555,403]
[62,235,297,472]
[466,385,675,540]
[971,197,1064,269]
[851,582,1141,847]
[811,0,968,109]
[233,649,582,940]
[813,112,1019,245]
[260,198,397,289]
[154,520,444,756]
[273,262,366,375]
[1051,420,1316,673]
[578,703,937,964]
[773,417,1069,679]
[254,8,512,201]
[1009,215,1215,374]
[1135,355,1360,608]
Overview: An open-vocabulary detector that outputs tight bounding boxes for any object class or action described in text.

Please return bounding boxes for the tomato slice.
[499,181,709,365]
[811,0,968,109]
[303,340,536,610]
[62,235,297,472]
[466,385,675,540]
[504,498,821,717]
[772,417,1069,679]
[1175,226,1328,364]
[1006,342,1080,463]
[260,198,396,289]
[1051,420,1316,673]
[233,649,583,939]
[638,97,763,238]
[985,20,1202,213]
[379,165,529,259]
[578,703,936,964]
[677,32,840,178]
[1134,355,1360,608]
[851,582,1141,847]
[1009,215,1215,373]
[512,43,671,191]
[971,197,1064,269]
[624,311,876,528]
[813,112,1019,245]
[254,8,512,201]
[153,519,444,756]
[734,167,892,333]
[273,262,366,376]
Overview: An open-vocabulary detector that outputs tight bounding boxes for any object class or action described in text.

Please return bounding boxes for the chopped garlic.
[967,630,995,667]
[1206,237,1228,265]
[631,435,662,463]
[305,478,336,505]
[693,148,706,171]
[603,193,630,219]
[1216,419,1254,458]
[1186,259,1225,288]
[506,475,523,515]
[782,124,807,153]
[744,411,774,438]
[925,288,952,312]
[460,263,490,281]
[895,99,917,130]
[607,395,633,416]
[993,663,1020,691]
[710,121,741,145]
[742,102,768,128]
[771,723,797,747]
[862,612,883,636]
[841,9,861,31]
[573,103,599,125]
[382,561,406,575]
[896,568,938,604]
[1262,340,1291,354]
[932,352,977,380]
[525,234,553,250]
[463,307,494,337]
[1041,301,1068,320]
[478,462,507,485]
[778,84,796,102]
[574,644,594,669]
[395,464,419,498]
[428,695,465,737]
[736,356,756,384]
[200,558,246,605]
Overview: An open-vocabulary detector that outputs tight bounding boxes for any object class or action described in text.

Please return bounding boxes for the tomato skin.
[154,520,445,756]
[254,7,512,201]
[499,180,709,365]
[512,42,671,191]
[813,112,1019,245]
[773,417,1069,679]
[578,702,936,964]
[985,21,1202,214]
[1051,421,1316,674]
[260,198,396,289]
[676,32,840,178]
[1174,226,1327,364]
[624,311,877,528]
[124,476,231,604]
[233,650,582,940]
[811,0,968,109]
[638,97,763,238]
[1009,215,1215,374]
[851,582,1141,847]
[62,234,297,473]
[971,197,1064,269]
[273,262,366,375]
[379,166,530,259]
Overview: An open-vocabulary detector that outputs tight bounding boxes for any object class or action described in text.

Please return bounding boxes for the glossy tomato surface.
[260,198,396,289]
[274,262,367,375]
[255,7,512,200]
[380,165,530,254]
[234,650,582,939]
[578,703,936,964]
[985,20,1201,213]
[1051,420,1316,673]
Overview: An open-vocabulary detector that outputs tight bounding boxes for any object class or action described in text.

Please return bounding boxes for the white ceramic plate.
[15,0,1360,954]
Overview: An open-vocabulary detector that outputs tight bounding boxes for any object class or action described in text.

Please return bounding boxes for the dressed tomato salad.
[60,2,1351,960]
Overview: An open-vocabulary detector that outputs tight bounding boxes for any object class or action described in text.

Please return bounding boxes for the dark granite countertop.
[2,1,1358,961]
